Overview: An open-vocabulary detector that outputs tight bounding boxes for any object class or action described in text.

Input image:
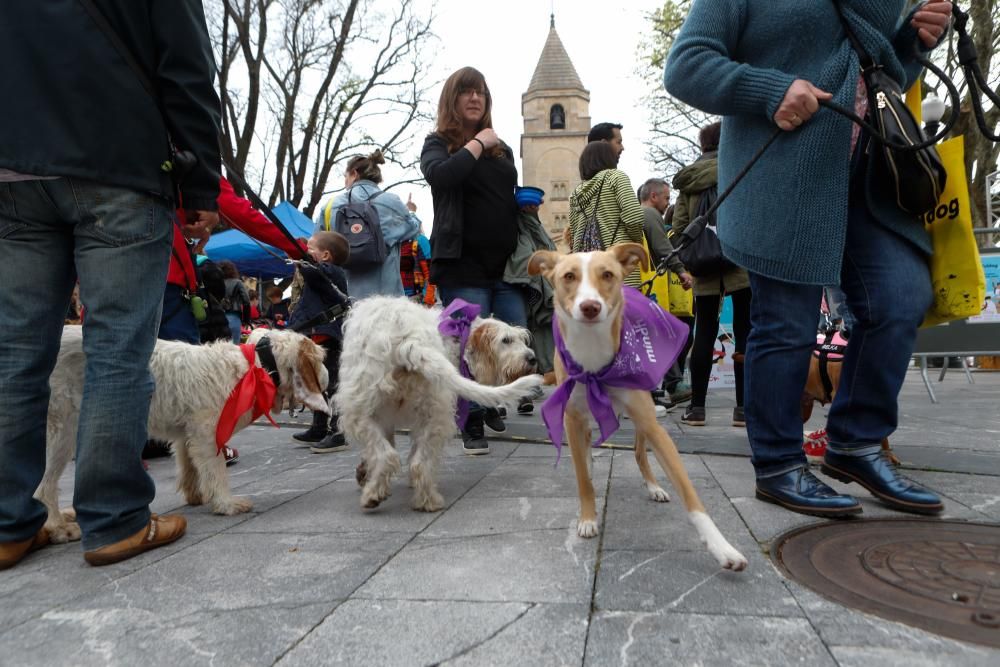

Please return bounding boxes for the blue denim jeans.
[0,178,172,549]
[745,191,932,479]
[159,283,201,344]
[438,282,528,327]
[225,312,242,343]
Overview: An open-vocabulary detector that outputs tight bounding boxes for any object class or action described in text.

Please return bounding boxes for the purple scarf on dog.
[541,287,689,460]
[437,299,482,429]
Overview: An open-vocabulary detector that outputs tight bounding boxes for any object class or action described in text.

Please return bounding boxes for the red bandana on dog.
[216,343,278,453]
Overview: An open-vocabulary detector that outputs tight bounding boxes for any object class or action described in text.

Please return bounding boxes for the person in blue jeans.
[0,0,222,570]
[664,0,952,517]
[421,66,527,455]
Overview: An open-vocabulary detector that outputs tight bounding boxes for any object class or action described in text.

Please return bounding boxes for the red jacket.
[168,177,308,288]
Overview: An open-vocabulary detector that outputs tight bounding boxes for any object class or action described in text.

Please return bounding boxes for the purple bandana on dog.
[437,299,482,429]
[541,287,689,460]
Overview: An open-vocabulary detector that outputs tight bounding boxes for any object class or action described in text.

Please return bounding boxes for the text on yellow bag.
[921,136,986,328]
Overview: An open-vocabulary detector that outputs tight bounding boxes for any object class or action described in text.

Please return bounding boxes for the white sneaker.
[623,404,667,419]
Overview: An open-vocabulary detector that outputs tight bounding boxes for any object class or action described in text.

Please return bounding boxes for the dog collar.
[437,299,482,429]
[255,336,281,389]
[540,287,688,461]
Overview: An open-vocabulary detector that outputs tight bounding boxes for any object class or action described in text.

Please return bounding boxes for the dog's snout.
[579,300,602,320]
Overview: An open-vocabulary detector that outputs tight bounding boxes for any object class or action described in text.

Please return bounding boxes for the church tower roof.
[526,15,587,94]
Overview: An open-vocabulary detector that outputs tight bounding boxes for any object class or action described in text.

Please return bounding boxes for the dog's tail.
[393,341,542,408]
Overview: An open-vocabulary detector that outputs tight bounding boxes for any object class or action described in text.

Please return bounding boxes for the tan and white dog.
[528,244,748,571]
[37,326,330,543]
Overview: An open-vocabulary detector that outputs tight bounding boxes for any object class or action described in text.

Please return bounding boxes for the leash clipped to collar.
[216,341,279,453]
[437,299,482,429]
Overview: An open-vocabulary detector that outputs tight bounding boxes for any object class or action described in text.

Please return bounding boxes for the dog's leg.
[351,416,400,509]
[36,413,81,543]
[406,405,451,512]
[187,437,253,515]
[566,409,599,538]
[634,432,670,502]
[625,394,747,571]
[174,441,204,506]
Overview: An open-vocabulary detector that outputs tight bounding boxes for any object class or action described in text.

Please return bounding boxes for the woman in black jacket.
[420,66,525,455]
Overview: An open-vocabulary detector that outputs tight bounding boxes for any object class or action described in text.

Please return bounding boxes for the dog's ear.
[611,242,648,274]
[296,338,326,395]
[466,323,499,385]
[528,250,560,278]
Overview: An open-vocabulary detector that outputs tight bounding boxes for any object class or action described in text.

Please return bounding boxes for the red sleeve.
[217,178,307,259]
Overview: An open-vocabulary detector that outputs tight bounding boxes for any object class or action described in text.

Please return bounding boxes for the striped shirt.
[569,169,646,286]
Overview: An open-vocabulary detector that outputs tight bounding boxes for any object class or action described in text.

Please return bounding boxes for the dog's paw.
[355,461,368,487]
[184,492,205,506]
[46,520,82,544]
[60,507,77,522]
[715,546,749,572]
[213,496,253,515]
[412,490,444,513]
[577,518,599,538]
[646,484,670,503]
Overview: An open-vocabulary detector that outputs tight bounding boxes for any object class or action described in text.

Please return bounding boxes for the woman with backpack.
[670,122,751,428]
[218,261,250,344]
[316,149,420,300]
[567,141,645,286]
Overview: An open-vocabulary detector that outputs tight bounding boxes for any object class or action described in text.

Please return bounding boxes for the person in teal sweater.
[664,0,952,517]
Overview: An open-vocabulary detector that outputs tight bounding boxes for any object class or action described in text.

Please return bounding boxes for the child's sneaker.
[803,428,828,464]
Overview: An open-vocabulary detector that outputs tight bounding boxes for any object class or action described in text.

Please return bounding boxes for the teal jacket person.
[663,0,934,286]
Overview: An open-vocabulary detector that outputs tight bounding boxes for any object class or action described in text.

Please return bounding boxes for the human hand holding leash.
[912,1,952,48]
[774,79,832,131]
[182,209,219,252]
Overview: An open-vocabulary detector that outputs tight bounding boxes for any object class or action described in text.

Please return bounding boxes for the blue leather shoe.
[821,450,944,515]
[755,467,862,518]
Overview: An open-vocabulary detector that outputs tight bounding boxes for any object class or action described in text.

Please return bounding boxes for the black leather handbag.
[832,1,947,216]
[676,185,735,277]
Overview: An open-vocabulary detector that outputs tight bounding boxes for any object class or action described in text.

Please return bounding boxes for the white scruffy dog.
[335,296,543,512]
[37,326,330,543]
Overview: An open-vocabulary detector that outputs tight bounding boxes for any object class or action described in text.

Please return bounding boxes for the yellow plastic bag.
[639,237,671,309]
[921,136,986,327]
[666,270,693,317]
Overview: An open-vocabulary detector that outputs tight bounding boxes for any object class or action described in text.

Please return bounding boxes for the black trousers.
[689,288,751,408]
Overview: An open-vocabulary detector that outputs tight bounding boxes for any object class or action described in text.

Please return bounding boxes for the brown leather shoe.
[83,514,186,567]
[0,527,50,570]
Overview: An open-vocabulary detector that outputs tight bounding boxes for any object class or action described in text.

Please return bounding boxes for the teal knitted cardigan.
[664,0,934,285]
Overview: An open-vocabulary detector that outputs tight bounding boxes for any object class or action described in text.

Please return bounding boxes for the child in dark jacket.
[289,230,351,453]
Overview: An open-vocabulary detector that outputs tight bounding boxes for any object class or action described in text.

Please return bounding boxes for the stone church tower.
[520,15,590,246]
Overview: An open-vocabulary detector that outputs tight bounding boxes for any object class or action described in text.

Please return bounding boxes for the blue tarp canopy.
[204,201,313,279]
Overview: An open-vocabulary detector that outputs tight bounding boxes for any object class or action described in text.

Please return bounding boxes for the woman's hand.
[912,1,952,49]
[475,128,499,150]
[773,79,832,131]
[406,193,417,213]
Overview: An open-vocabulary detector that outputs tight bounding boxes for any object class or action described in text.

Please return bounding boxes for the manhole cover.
[772,519,1000,648]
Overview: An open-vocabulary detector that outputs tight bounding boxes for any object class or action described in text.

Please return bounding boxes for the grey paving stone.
[445,602,589,667]
[465,459,612,499]
[595,549,799,617]
[355,530,597,604]
[230,469,494,535]
[422,496,592,538]
[831,645,1000,667]
[279,600,535,666]
[782,580,1000,661]
[585,611,836,667]
[3,601,334,667]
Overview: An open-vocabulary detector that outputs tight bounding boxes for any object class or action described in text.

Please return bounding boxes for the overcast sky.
[378,0,667,231]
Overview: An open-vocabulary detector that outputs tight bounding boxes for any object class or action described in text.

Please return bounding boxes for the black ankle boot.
[311,429,348,454]
[462,414,490,455]
[293,411,329,443]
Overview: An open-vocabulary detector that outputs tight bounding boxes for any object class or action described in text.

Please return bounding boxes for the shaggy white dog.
[37,326,329,543]
[335,296,543,512]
